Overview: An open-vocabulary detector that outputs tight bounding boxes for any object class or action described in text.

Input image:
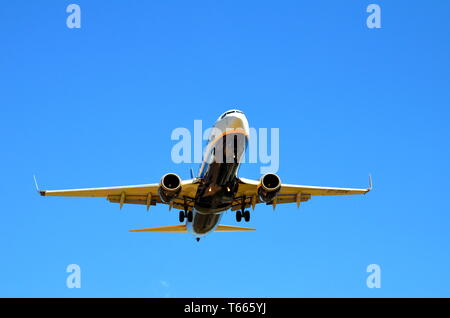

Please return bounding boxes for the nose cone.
[216,109,249,136]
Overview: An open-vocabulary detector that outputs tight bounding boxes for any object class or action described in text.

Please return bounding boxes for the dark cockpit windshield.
[219,109,243,120]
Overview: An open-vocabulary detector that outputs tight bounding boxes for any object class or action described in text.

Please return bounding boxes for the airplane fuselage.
[187,110,250,238]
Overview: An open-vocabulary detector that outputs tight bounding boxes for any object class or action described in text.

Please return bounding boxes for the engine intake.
[258,173,281,203]
[159,173,182,203]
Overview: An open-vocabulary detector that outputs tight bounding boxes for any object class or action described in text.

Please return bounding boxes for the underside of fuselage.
[186,211,223,237]
[190,162,243,236]
[188,113,249,237]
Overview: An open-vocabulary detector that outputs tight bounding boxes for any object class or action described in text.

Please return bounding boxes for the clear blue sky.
[1,1,449,297]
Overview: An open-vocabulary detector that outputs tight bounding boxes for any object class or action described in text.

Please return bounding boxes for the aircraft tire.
[236,211,242,222]
[243,210,251,222]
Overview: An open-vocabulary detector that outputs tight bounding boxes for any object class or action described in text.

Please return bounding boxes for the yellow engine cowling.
[257,173,281,203]
[159,173,182,203]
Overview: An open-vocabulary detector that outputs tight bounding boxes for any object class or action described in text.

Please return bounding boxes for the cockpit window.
[219,110,243,120]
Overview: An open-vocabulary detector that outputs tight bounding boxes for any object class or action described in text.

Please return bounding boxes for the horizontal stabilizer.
[129,224,255,233]
[215,225,256,232]
[129,225,187,233]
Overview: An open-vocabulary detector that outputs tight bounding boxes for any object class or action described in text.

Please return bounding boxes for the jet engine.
[158,173,182,203]
[257,173,281,203]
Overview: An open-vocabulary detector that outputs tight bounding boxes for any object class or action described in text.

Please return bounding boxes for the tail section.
[129,224,255,233]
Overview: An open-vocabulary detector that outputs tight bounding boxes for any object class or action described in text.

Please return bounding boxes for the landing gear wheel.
[179,211,185,223]
[243,210,251,222]
[187,211,193,222]
[236,210,242,222]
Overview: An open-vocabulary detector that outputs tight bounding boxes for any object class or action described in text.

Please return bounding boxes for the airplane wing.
[39,179,199,211]
[231,176,372,211]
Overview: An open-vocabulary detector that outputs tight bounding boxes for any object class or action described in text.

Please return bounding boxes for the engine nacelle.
[257,173,281,203]
[158,173,182,203]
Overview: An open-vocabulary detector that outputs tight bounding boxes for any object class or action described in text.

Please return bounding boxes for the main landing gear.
[236,196,250,222]
[179,210,193,223]
[236,210,250,222]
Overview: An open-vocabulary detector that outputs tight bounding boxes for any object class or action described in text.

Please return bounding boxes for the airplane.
[37,109,372,241]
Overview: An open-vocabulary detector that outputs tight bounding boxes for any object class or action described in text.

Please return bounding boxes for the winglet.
[367,174,373,192]
[33,175,46,196]
[33,175,39,191]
